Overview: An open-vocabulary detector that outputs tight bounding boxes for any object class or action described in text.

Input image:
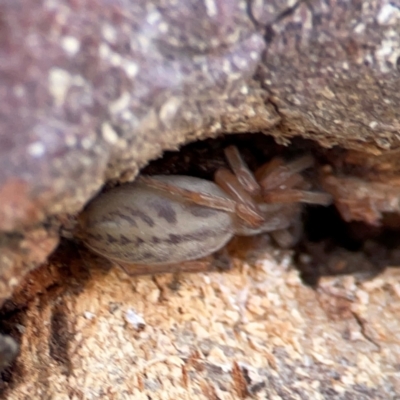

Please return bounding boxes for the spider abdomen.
[77,175,234,265]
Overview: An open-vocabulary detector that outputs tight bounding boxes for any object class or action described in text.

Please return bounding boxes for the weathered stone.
[1,0,400,397]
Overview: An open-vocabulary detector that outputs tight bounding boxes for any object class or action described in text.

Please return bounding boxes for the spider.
[76,145,332,275]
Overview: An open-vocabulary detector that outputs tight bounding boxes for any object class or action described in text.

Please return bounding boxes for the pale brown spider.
[78,145,332,275]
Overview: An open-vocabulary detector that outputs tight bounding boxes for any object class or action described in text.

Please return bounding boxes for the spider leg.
[137,175,236,213]
[139,174,264,228]
[224,146,260,194]
[214,168,265,228]
[115,252,232,276]
[255,157,285,182]
[256,155,332,206]
[274,172,308,190]
[264,188,333,205]
[258,154,314,190]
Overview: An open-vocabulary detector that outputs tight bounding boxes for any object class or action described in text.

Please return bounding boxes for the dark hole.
[0,306,25,394]
[263,26,275,43]
[296,204,396,286]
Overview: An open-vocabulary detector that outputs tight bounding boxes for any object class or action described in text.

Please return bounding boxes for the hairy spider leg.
[258,154,315,190]
[254,157,285,182]
[264,188,333,206]
[256,155,333,206]
[214,168,264,228]
[115,251,233,276]
[139,174,265,227]
[224,145,260,195]
[137,175,237,214]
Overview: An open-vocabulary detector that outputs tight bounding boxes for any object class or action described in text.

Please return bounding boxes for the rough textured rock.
[259,0,400,151]
[3,241,400,399]
[1,0,400,398]
[0,0,268,233]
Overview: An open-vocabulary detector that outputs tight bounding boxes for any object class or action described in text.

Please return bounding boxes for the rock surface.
[4,241,400,399]
[1,0,400,398]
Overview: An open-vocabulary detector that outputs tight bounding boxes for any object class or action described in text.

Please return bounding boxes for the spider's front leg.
[137,175,237,213]
[223,145,260,195]
[256,155,333,206]
[257,154,314,190]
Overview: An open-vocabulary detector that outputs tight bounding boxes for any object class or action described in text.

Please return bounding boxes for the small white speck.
[109,92,131,115]
[233,56,248,70]
[353,23,365,34]
[125,309,146,330]
[210,121,222,132]
[158,22,168,33]
[101,122,119,144]
[356,289,369,304]
[250,51,259,60]
[321,86,335,99]
[209,38,220,48]
[99,43,110,59]
[28,142,45,158]
[84,311,95,320]
[48,68,71,106]
[240,85,249,95]
[8,277,19,288]
[102,24,117,43]
[377,4,400,25]
[121,110,135,121]
[291,96,302,106]
[369,121,378,129]
[222,59,231,74]
[376,40,393,57]
[122,60,139,78]
[204,0,218,17]
[137,35,151,49]
[159,97,181,125]
[81,136,94,150]
[146,10,161,25]
[349,329,364,342]
[61,36,80,56]
[110,52,122,67]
